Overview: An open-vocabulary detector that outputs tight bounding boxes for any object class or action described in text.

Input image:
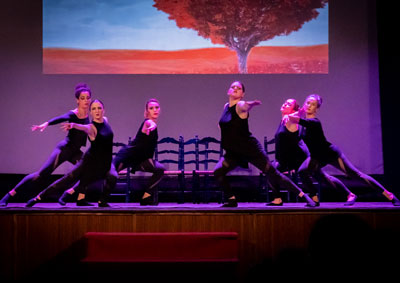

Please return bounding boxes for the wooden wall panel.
[1,211,400,281]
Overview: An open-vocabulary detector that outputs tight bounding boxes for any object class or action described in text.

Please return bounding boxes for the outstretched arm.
[141,119,157,135]
[237,100,262,117]
[288,106,306,124]
[61,122,97,140]
[31,112,74,132]
[239,100,261,111]
[31,121,49,132]
[288,112,300,124]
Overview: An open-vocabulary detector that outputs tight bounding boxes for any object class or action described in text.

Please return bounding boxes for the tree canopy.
[153,0,328,73]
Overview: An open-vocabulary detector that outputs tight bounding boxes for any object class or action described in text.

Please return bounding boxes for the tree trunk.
[236,48,250,74]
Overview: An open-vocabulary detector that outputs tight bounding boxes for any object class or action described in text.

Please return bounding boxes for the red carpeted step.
[82,232,239,263]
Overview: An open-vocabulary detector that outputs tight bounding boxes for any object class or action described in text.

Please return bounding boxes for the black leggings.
[12,144,83,194]
[213,152,304,200]
[102,158,165,200]
[298,150,386,197]
[38,158,107,199]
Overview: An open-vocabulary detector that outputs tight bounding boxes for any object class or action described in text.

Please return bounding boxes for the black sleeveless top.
[275,123,308,171]
[299,118,339,164]
[49,111,90,149]
[129,119,158,160]
[84,120,114,172]
[219,103,264,164]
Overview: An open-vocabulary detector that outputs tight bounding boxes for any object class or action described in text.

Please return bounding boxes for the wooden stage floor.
[2,202,400,281]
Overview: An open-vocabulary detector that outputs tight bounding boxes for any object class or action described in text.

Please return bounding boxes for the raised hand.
[60,122,74,132]
[31,122,48,132]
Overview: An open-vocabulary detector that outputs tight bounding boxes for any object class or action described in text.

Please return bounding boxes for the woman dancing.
[95,98,165,206]
[214,81,316,207]
[26,99,114,207]
[272,98,355,206]
[288,94,400,206]
[0,83,91,207]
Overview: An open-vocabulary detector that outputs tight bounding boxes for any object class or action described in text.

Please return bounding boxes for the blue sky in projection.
[43,0,328,51]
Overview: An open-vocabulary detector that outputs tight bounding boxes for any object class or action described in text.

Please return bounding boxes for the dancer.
[272,98,355,206]
[87,98,165,206]
[213,81,316,207]
[26,99,114,207]
[0,83,91,207]
[288,94,400,206]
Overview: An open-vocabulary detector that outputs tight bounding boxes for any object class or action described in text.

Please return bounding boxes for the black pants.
[38,157,108,200]
[298,148,385,197]
[102,158,165,201]
[213,151,304,200]
[12,144,83,194]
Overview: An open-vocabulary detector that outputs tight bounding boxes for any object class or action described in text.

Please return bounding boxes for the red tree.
[153,0,328,73]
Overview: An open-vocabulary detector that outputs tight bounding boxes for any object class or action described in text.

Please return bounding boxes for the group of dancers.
[1,81,399,208]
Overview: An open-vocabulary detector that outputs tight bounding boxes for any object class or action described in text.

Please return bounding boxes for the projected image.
[43,0,328,74]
